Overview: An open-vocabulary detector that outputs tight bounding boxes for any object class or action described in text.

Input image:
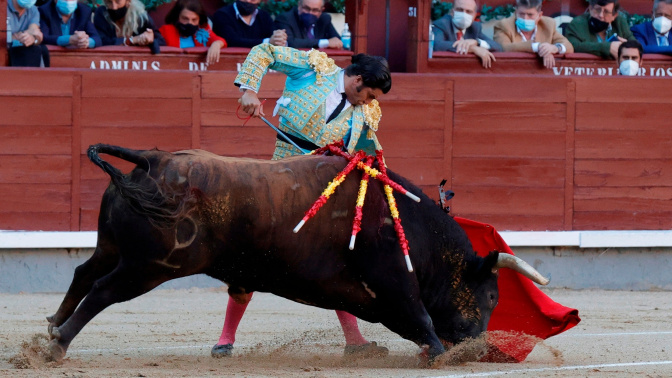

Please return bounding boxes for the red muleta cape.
[455,217,581,363]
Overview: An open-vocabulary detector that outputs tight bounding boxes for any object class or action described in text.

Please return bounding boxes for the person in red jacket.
[159,0,226,65]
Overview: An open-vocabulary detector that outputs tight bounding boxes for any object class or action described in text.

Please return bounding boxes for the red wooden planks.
[0,125,71,154]
[454,102,566,131]
[453,130,566,159]
[453,157,565,188]
[0,183,70,213]
[81,70,195,98]
[575,160,672,187]
[0,155,70,184]
[576,102,672,131]
[81,98,191,127]
[575,131,672,159]
[0,97,72,126]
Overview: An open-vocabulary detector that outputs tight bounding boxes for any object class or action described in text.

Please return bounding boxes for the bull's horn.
[496,253,550,285]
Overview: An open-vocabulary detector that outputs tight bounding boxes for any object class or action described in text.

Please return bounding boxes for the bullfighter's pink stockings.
[335,310,369,345]
[218,295,369,346]
[218,294,253,345]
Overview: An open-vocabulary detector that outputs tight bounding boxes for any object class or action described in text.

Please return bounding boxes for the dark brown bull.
[47,144,548,362]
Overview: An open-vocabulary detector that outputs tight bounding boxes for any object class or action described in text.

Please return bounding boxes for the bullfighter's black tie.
[327,92,348,123]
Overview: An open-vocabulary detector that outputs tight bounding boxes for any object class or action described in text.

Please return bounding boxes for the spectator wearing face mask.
[159,0,226,65]
[432,0,502,68]
[617,39,643,75]
[39,0,101,49]
[631,0,672,54]
[493,0,573,69]
[93,0,165,54]
[565,0,635,59]
[7,0,48,66]
[212,0,287,47]
[273,0,341,49]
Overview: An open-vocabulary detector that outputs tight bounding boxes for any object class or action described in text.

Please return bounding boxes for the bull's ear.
[478,251,500,279]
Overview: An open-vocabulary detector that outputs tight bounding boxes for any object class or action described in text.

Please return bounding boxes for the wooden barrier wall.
[429,52,672,77]
[1,68,671,232]
[47,46,354,72]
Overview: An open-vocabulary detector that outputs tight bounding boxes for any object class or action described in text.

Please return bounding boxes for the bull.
[46,144,548,362]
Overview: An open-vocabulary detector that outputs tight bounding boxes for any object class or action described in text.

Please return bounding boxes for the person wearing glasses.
[274,0,342,49]
[565,0,635,59]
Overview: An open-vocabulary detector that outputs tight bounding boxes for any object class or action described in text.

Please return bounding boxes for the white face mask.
[652,16,672,35]
[452,11,473,30]
[619,60,640,76]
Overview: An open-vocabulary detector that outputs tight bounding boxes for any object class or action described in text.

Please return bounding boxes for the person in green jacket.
[565,0,636,59]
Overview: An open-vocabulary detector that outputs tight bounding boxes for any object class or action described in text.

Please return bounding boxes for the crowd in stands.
[432,0,672,74]
[6,0,672,72]
[5,0,344,66]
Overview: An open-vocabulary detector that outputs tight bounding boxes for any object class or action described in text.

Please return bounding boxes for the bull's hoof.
[211,343,233,358]
[47,316,55,337]
[417,345,432,367]
[50,326,61,340]
[48,340,67,362]
[343,341,389,359]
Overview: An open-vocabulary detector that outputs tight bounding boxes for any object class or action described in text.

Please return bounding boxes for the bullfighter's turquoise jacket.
[235,44,383,159]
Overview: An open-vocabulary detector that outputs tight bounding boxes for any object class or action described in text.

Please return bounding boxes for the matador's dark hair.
[345,54,392,94]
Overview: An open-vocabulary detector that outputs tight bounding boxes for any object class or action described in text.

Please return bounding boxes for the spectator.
[39,0,101,49]
[631,0,672,54]
[211,0,287,48]
[7,0,48,66]
[493,0,573,69]
[93,0,165,54]
[159,0,226,65]
[617,39,643,75]
[565,0,635,59]
[432,0,502,68]
[274,0,341,49]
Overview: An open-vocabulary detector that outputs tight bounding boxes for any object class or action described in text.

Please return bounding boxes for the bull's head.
[431,252,548,348]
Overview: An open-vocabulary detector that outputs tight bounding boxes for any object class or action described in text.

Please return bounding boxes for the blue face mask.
[17,0,37,9]
[515,17,536,32]
[56,0,78,15]
[299,12,318,27]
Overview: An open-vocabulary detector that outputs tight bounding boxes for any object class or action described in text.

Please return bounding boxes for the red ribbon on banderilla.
[292,141,420,272]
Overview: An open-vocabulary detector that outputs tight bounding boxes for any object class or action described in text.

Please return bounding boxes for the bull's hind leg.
[47,239,119,337]
[48,263,169,361]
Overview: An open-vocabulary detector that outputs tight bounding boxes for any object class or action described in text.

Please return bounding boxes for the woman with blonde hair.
[94,0,165,53]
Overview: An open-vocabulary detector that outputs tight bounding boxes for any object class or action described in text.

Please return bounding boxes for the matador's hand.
[239,90,265,118]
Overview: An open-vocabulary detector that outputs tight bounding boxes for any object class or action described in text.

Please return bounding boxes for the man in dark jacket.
[212,0,287,47]
[432,0,502,68]
[39,0,101,48]
[631,0,672,55]
[274,0,341,49]
[565,0,635,59]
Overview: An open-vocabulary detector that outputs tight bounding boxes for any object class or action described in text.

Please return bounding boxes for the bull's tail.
[87,144,150,184]
[87,144,194,228]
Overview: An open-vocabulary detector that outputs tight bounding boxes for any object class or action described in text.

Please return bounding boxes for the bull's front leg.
[376,299,445,362]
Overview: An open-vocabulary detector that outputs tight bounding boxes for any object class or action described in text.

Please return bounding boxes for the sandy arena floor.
[1,287,671,377]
